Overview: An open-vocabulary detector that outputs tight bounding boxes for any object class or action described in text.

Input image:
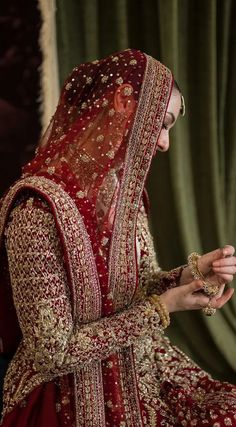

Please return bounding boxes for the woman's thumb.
[188,280,204,293]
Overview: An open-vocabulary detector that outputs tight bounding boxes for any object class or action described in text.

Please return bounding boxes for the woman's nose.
[157,132,169,152]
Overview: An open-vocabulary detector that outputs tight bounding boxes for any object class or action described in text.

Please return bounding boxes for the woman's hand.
[160,280,234,313]
[164,244,235,313]
[180,245,236,288]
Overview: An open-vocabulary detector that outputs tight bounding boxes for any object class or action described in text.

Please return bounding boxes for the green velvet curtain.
[56,0,236,382]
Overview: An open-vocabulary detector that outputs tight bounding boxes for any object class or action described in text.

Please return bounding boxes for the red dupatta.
[23,48,173,314]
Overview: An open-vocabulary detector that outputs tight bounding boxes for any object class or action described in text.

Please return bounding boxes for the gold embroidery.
[81,101,87,109]
[1,178,163,421]
[65,82,72,90]
[96,134,104,142]
[86,77,93,84]
[101,75,108,83]
[129,59,137,65]
[134,332,236,425]
[0,177,103,421]
[76,190,85,198]
[116,77,124,85]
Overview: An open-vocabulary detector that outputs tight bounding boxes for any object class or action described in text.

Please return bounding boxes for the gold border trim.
[0,176,106,425]
[109,56,172,310]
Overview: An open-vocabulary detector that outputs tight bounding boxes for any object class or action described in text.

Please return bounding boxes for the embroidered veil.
[23,48,173,314]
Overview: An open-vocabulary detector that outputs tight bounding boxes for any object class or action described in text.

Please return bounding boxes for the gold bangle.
[148,294,170,329]
[187,252,219,297]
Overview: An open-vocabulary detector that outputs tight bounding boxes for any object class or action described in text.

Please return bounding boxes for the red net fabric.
[23,49,173,315]
[23,50,149,230]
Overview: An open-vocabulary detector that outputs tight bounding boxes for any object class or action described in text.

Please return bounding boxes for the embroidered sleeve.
[137,206,184,296]
[5,198,162,375]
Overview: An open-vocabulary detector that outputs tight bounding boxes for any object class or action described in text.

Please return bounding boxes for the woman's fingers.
[222,245,235,256]
[185,280,233,309]
[198,245,235,272]
[161,278,233,313]
[192,293,210,308]
[188,280,204,292]
[198,248,223,271]
[212,266,236,275]
[185,281,209,308]
[163,281,205,312]
[212,274,234,283]
[212,256,236,268]
[211,288,234,309]
[214,283,225,298]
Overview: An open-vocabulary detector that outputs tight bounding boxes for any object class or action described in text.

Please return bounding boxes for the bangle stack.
[148,294,170,329]
[187,252,218,316]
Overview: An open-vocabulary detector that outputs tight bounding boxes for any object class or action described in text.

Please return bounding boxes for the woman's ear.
[113,84,136,115]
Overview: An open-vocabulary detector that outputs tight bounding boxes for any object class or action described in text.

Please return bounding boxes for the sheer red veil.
[23,49,173,314]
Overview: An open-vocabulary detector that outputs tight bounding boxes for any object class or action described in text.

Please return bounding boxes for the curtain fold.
[55,0,236,382]
[38,0,59,131]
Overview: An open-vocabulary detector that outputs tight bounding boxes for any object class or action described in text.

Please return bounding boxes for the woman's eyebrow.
[166,112,176,123]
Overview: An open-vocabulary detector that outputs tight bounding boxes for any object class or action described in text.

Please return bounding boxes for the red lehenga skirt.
[1,334,236,427]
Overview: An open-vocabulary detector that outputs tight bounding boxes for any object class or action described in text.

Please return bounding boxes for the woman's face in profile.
[155,88,182,153]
